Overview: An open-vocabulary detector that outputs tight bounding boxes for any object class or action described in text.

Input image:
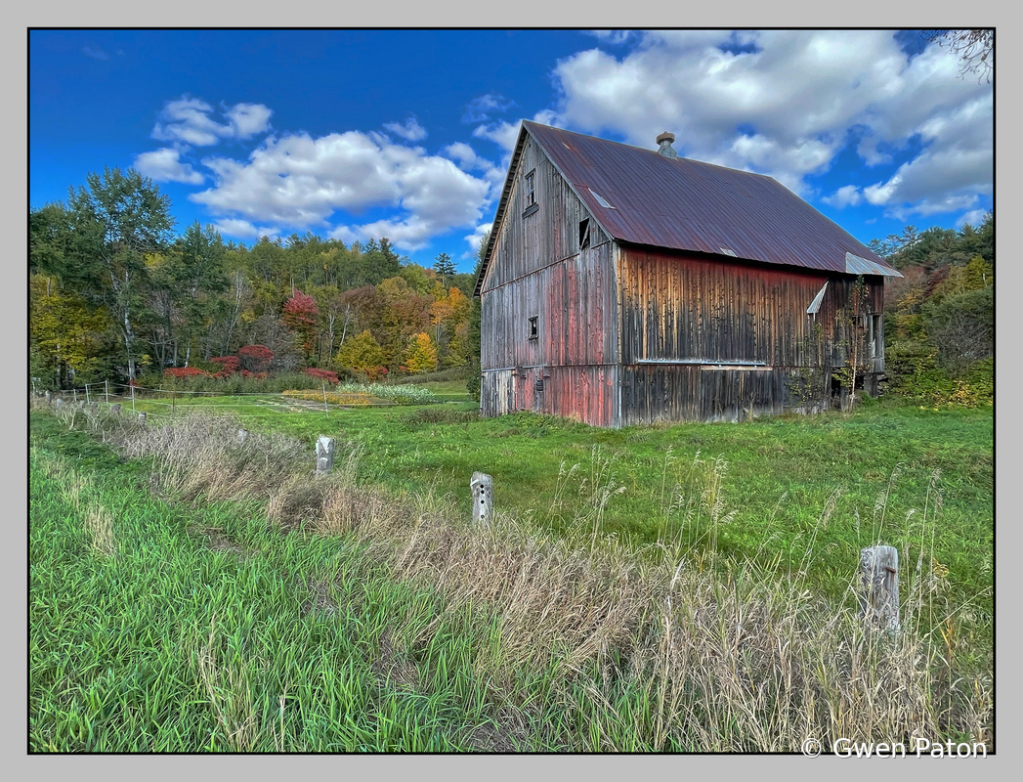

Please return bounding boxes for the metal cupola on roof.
[656,131,678,159]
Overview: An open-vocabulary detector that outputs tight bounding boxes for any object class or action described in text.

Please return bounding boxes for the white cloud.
[152,95,273,147]
[192,129,492,253]
[213,218,279,242]
[224,103,274,138]
[82,47,109,60]
[463,222,493,259]
[588,30,635,46]
[133,147,205,185]
[462,94,516,123]
[472,120,522,155]
[822,184,863,209]
[544,29,991,215]
[957,209,988,229]
[443,142,481,170]
[383,117,428,142]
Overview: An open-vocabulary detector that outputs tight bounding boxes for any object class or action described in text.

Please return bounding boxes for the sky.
[29,29,994,272]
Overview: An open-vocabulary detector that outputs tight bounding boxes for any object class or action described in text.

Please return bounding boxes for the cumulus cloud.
[213,218,280,242]
[191,129,491,252]
[152,96,273,146]
[133,147,205,185]
[956,209,988,229]
[462,94,516,123]
[383,117,428,142]
[544,29,991,214]
[463,222,493,259]
[822,184,864,209]
[472,120,522,155]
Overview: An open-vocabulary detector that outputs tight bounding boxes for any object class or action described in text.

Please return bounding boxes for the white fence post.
[471,472,493,525]
[316,436,335,474]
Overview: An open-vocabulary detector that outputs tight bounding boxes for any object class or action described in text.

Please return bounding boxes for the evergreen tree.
[432,252,456,278]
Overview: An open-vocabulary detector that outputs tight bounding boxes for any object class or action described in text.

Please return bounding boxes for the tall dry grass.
[94,408,991,751]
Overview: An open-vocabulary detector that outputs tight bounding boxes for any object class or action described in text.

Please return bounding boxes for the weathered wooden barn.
[474,121,902,427]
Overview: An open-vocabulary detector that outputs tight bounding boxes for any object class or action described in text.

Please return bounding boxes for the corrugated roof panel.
[523,121,901,278]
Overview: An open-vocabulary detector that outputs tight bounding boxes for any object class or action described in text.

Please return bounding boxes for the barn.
[473,121,902,427]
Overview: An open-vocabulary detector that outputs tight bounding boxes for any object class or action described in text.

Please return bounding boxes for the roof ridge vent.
[656,131,678,159]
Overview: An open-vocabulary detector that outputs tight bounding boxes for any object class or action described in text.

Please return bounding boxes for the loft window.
[528,316,539,341]
[522,169,537,217]
[579,218,590,249]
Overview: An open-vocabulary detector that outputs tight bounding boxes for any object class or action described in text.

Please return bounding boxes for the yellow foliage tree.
[403,332,438,374]
[30,274,110,385]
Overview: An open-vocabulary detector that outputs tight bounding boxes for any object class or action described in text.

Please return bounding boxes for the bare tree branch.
[925,29,994,84]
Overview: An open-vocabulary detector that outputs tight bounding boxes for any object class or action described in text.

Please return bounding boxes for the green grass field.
[29,394,994,752]
[144,391,992,616]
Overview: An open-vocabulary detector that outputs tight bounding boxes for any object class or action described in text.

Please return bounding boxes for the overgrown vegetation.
[871,215,994,407]
[30,399,992,752]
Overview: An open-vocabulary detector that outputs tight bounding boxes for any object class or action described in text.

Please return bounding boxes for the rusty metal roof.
[475,121,899,295]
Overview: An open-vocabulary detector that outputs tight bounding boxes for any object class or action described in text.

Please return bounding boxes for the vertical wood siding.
[617,247,886,424]
[480,135,620,427]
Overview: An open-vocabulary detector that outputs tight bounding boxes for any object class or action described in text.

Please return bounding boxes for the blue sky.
[29,29,993,272]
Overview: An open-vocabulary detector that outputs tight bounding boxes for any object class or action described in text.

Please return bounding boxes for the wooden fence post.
[131,383,136,412]
[85,384,91,404]
[860,545,900,633]
[105,380,109,403]
[471,472,493,525]
[316,436,335,474]
[322,382,329,417]
[44,391,51,406]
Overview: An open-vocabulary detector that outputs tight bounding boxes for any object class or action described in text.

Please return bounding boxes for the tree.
[168,222,229,366]
[30,274,111,387]
[926,29,994,83]
[433,252,456,278]
[282,290,320,359]
[56,167,175,380]
[403,332,439,374]
[334,330,386,379]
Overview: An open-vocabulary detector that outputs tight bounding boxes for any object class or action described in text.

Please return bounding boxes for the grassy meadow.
[29,388,993,752]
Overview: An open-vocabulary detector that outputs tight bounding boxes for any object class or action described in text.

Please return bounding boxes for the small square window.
[524,170,536,206]
[528,316,538,340]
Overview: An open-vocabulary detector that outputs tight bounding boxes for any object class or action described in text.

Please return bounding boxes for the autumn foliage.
[303,367,340,385]
[237,344,275,373]
[164,366,210,379]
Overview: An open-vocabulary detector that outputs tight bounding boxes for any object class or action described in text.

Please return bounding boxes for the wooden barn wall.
[481,136,609,294]
[480,133,619,426]
[620,247,884,367]
[619,365,796,426]
[618,247,885,424]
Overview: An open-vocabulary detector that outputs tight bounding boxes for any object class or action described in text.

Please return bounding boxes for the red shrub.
[304,367,339,384]
[237,345,274,373]
[211,355,241,374]
[164,367,211,379]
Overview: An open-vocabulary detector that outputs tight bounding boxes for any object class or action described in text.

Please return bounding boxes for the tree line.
[30,167,484,391]
[869,212,994,404]
[29,166,992,407]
